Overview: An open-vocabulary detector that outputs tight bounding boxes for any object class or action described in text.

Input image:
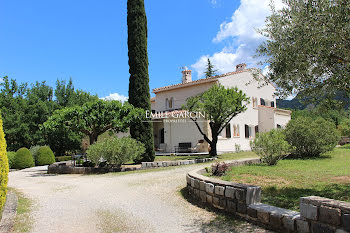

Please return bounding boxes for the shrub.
[55,156,72,162]
[250,129,291,165]
[29,145,41,163]
[0,114,9,210]
[13,148,34,169]
[87,137,145,167]
[338,118,350,137]
[36,146,55,166]
[285,117,340,157]
[211,162,229,176]
[7,152,16,169]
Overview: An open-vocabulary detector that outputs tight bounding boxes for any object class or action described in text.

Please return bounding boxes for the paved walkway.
[8,163,271,233]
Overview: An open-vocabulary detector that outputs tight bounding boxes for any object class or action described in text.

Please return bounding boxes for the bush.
[87,137,145,167]
[0,114,9,210]
[211,162,229,176]
[29,145,41,163]
[7,152,16,169]
[251,129,291,165]
[55,156,72,162]
[339,118,350,137]
[285,117,340,157]
[35,146,55,166]
[13,148,34,169]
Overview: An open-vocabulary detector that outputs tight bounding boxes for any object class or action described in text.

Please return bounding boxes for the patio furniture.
[175,142,192,153]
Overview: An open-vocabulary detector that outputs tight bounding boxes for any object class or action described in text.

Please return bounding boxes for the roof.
[152,69,254,93]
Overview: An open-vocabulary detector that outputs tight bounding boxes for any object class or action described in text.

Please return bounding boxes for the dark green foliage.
[204,58,218,78]
[43,100,143,146]
[184,85,249,156]
[127,0,154,162]
[14,148,34,169]
[86,137,145,167]
[0,76,97,154]
[285,117,340,157]
[257,0,350,99]
[35,146,55,166]
[7,152,16,169]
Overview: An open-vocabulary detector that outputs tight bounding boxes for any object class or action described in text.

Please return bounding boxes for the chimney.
[181,67,192,83]
[236,63,247,72]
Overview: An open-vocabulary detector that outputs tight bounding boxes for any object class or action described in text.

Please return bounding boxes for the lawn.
[154,151,258,162]
[219,146,350,211]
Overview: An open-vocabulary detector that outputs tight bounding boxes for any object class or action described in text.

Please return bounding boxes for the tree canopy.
[0,76,97,154]
[184,85,249,156]
[257,0,350,99]
[43,99,144,146]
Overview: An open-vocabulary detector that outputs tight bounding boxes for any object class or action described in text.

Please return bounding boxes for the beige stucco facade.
[151,66,291,153]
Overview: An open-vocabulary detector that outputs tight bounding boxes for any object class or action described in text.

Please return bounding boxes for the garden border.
[0,190,18,233]
[186,158,350,233]
[48,157,216,174]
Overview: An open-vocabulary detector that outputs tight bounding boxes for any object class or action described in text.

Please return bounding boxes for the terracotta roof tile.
[152,69,253,93]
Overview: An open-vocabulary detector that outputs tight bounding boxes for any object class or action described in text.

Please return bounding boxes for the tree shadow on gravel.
[179,187,273,233]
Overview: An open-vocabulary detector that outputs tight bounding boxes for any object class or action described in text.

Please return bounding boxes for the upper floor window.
[165,97,174,110]
[252,97,258,108]
[260,98,266,106]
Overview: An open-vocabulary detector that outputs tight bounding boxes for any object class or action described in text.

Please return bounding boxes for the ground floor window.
[233,124,240,137]
[225,124,231,138]
[245,124,253,138]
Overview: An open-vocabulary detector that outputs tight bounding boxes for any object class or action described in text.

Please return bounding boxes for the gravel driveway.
[8,163,271,233]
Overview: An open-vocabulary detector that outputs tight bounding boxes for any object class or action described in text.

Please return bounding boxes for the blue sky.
[0,0,282,100]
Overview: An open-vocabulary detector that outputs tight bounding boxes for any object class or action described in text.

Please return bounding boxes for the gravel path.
[8,163,272,233]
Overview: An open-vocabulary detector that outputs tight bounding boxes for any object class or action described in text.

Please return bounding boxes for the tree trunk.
[89,133,98,146]
[210,133,218,157]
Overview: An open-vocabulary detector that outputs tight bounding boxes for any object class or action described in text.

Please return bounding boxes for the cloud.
[101,93,128,103]
[192,0,284,78]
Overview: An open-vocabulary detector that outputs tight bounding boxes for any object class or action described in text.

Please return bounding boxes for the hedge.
[55,156,72,162]
[36,146,55,166]
[14,148,34,169]
[7,152,16,169]
[0,114,9,210]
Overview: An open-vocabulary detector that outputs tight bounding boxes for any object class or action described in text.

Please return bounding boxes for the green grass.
[9,188,33,233]
[218,146,350,211]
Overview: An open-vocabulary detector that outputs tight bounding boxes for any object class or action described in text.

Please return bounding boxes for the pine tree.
[204,58,218,78]
[127,0,155,162]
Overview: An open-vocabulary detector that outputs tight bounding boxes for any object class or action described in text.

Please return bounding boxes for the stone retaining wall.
[48,157,217,174]
[186,158,350,233]
[141,158,216,168]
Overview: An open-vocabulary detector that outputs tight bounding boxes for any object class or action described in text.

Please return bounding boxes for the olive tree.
[183,85,249,156]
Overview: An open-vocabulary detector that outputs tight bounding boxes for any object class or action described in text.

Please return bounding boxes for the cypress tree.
[127,0,155,162]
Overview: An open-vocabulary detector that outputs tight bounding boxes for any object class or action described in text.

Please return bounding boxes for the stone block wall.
[141,158,216,168]
[299,196,350,233]
[186,158,350,233]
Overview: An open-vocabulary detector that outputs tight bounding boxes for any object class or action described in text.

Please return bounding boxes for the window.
[271,101,275,107]
[169,97,173,109]
[233,124,240,137]
[252,97,258,108]
[260,98,265,106]
[255,125,259,135]
[245,125,254,138]
[165,98,169,109]
[225,124,231,138]
[277,124,282,129]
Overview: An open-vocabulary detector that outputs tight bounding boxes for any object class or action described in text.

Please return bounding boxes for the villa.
[150,64,291,154]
